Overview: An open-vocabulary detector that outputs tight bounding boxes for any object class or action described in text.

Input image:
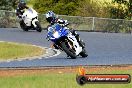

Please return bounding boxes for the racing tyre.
[20,20,28,31]
[35,21,42,32]
[80,48,88,58]
[61,41,77,59]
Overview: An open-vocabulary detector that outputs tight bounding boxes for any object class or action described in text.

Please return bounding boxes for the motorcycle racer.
[45,11,68,26]
[45,11,84,49]
[16,0,29,19]
[16,0,29,25]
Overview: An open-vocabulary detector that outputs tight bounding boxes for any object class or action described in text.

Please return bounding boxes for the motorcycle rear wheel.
[80,48,88,58]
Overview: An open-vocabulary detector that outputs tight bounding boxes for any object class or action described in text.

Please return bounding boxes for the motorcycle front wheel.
[35,21,42,32]
[20,20,28,31]
[61,41,77,59]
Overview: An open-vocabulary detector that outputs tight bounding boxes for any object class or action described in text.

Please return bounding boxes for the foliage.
[0,0,12,10]
[33,0,77,15]
[0,0,131,20]
[32,0,131,20]
[110,0,132,19]
[0,0,18,10]
[76,0,111,17]
[32,0,111,18]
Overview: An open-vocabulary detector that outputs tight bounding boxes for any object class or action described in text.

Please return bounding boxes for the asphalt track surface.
[0,28,132,67]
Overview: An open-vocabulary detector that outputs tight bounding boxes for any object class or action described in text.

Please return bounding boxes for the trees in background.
[33,0,110,17]
[0,0,131,20]
[110,0,132,19]
[76,0,110,18]
[0,0,18,10]
[33,0,78,15]
[0,0,12,10]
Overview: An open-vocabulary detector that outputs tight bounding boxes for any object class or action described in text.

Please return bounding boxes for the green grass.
[0,70,131,88]
[0,42,45,60]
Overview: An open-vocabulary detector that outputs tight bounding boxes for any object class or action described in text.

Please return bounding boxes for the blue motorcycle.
[47,23,88,59]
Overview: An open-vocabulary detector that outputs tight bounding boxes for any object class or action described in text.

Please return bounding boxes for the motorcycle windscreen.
[53,24,69,36]
[28,9,33,14]
[53,24,62,31]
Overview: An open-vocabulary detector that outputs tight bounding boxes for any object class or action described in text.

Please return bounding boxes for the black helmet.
[18,0,26,9]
